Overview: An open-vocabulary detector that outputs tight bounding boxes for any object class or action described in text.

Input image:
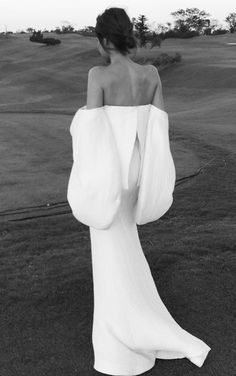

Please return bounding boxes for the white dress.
[67,104,211,376]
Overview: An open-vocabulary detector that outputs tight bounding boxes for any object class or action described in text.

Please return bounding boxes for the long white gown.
[67,104,211,376]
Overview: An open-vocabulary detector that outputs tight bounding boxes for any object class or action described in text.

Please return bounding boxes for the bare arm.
[86,66,104,109]
[149,65,165,111]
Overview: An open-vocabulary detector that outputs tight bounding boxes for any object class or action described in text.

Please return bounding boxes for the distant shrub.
[146,32,163,48]
[53,25,75,34]
[203,28,228,36]
[212,28,228,35]
[152,52,182,67]
[203,28,212,35]
[30,30,43,42]
[29,30,61,45]
[133,52,182,68]
[41,37,61,45]
[161,29,199,39]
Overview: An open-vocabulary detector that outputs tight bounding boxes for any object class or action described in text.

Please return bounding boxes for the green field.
[0,32,236,375]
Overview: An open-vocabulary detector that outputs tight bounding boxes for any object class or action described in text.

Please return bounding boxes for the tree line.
[6,8,235,47]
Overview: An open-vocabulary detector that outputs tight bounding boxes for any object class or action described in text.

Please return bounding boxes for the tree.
[60,21,75,33]
[151,23,169,34]
[210,18,221,32]
[203,19,218,35]
[61,24,74,33]
[133,15,149,47]
[26,27,34,33]
[225,12,236,33]
[84,26,95,32]
[212,28,228,35]
[30,29,44,42]
[171,8,210,34]
[54,27,61,34]
[147,31,162,48]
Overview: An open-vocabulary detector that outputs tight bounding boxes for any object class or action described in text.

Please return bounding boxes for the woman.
[67,7,211,376]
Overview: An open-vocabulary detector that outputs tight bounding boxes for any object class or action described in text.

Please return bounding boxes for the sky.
[0,0,235,32]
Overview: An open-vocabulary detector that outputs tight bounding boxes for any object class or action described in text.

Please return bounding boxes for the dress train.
[89,132,210,376]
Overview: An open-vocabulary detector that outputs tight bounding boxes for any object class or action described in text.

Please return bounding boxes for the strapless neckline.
[80,103,167,115]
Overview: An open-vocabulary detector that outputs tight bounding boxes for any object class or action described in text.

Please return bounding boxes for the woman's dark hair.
[95,7,138,56]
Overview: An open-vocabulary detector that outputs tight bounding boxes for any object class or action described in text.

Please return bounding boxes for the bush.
[203,28,212,35]
[41,37,61,45]
[29,30,61,45]
[212,28,228,35]
[161,29,199,39]
[133,52,182,68]
[151,52,182,67]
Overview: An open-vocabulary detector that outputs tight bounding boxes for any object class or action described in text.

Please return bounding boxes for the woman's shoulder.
[144,64,160,79]
[89,62,157,83]
[88,65,104,74]
[87,66,105,95]
[87,65,104,81]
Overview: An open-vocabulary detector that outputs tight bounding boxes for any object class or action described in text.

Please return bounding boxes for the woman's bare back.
[101,62,158,107]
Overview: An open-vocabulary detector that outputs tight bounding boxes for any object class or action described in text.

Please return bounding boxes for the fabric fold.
[67,104,176,228]
[67,106,122,229]
[135,105,176,225]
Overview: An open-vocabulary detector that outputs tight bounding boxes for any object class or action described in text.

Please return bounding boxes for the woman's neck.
[109,52,134,66]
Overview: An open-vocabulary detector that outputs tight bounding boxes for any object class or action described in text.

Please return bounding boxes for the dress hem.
[93,345,211,375]
[155,347,211,367]
[94,357,156,376]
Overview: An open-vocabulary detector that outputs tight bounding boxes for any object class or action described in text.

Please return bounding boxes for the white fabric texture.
[67,104,176,228]
[67,104,211,375]
[67,106,122,229]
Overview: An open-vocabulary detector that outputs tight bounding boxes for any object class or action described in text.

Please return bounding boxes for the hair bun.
[95,7,138,55]
[124,34,136,49]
